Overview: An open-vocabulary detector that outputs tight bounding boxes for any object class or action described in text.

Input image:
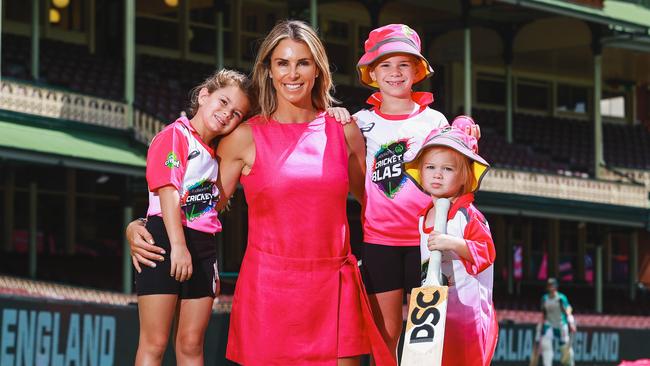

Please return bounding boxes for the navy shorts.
[135,216,218,299]
[360,242,421,294]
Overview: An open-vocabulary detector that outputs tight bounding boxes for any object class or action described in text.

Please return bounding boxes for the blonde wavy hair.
[188,68,253,118]
[251,20,336,119]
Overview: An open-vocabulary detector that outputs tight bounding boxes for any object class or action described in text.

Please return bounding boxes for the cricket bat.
[529,343,539,366]
[401,198,450,366]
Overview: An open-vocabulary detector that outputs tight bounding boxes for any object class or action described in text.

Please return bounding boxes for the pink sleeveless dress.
[226,114,394,366]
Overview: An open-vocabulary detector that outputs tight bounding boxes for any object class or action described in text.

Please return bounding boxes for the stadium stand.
[3,36,649,316]
[2,34,215,123]
[0,274,136,306]
[5,35,647,180]
[0,275,232,313]
[473,108,650,176]
[2,20,650,357]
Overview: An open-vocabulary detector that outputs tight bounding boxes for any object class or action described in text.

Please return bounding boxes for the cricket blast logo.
[371,139,410,198]
[181,180,217,221]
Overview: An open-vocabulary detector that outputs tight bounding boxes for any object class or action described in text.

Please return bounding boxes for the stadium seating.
[496,308,650,329]
[3,34,649,174]
[493,281,650,317]
[0,274,136,306]
[473,109,650,175]
[0,275,233,312]
[2,34,213,123]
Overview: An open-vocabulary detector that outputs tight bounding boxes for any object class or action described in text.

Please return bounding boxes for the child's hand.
[467,124,481,141]
[215,268,221,296]
[327,107,357,125]
[427,231,466,253]
[452,115,481,141]
[170,246,193,282]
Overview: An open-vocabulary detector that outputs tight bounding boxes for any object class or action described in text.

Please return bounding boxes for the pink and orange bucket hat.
[357,24,434,88]
[405,117,490,193]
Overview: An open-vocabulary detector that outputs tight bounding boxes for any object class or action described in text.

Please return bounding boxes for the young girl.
[404,119,498,366]
[353,24,480,355]
[135,69,251,366]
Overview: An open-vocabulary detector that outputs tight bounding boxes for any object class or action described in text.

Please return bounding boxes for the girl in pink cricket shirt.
[135,69,251,366]
[353,24,481,357]
[404,119,498,366]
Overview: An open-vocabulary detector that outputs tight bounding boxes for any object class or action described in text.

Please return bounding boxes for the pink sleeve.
[146,126,188,192]
[461,214,495,275]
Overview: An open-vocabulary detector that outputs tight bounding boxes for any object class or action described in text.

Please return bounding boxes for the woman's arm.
[215,123,255,211]
[343,123,366,203]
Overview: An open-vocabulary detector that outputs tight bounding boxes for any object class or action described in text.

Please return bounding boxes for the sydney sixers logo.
[372,139,411,198]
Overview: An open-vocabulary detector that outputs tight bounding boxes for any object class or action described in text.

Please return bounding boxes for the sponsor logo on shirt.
[360,122,375,133]
[181,180,217,221]
[165,151,180,169]
[188,150,200,160]
[371,139,411,198]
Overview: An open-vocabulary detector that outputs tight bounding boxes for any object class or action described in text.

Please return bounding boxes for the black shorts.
[360,242,421,294]
[135,216,218,299]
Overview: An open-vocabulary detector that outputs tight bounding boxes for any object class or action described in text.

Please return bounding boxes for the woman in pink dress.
[128,20,393,366]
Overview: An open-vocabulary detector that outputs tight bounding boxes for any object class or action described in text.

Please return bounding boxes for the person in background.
[534,277,577,366]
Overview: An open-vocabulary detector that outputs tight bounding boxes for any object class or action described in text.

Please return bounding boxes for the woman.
[127,20,394,366]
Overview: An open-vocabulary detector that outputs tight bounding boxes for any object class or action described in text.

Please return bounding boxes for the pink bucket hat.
[405,120,489,192]
[357,24,433,89]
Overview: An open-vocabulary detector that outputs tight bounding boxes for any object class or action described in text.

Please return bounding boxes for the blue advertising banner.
[0,295,232,366]
[491,323,650,366]
[2,294,649,365]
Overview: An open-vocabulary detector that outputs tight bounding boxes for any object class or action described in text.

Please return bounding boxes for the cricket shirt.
[354,92,448,246]
[146,116,221,234]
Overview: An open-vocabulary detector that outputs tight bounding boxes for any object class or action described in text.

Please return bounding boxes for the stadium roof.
[497,0,650,34]
[477,191,650,229]
[0,111,146,177]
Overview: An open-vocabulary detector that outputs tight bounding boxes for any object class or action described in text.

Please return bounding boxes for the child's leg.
[338,356,361,366]
[174,297,214,365]
[362,243,414,360]
[174,242,219,365]
[135,294,178,366]
[368,290,404,357]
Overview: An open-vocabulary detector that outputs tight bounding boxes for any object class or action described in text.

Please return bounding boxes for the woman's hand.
[327,107,357,125]
[127,220,165,273]
[170,245,193,282]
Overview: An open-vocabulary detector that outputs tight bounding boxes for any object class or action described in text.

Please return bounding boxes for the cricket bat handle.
[424,198,450,287]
